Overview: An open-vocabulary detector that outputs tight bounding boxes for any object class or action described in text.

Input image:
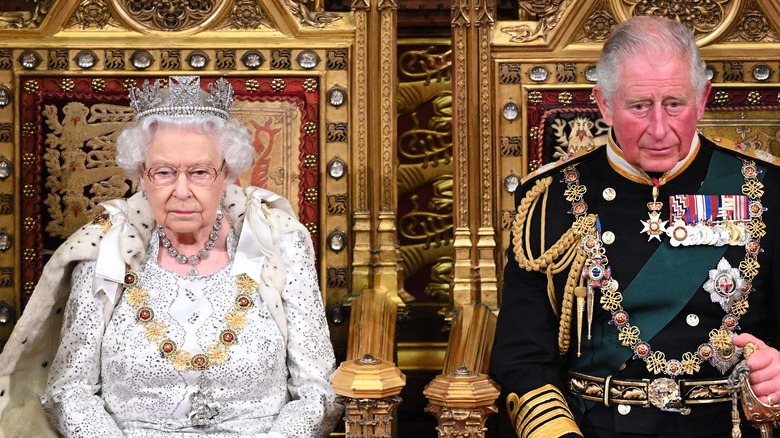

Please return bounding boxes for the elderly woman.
[0,76,340,437]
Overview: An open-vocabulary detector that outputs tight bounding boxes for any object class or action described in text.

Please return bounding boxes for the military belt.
[568,371,731,410]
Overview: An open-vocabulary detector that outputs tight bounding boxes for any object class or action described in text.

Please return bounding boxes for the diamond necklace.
[158,207,223,276]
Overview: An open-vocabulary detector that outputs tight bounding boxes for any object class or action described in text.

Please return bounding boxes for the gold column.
[374,0,402,302]
[336,1,404,433]
[475,0,499,312]
[350,0,372,296]
[350,0,403,306]
[451,0,498,310]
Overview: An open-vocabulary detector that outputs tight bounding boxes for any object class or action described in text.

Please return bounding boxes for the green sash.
[573,148,763,376]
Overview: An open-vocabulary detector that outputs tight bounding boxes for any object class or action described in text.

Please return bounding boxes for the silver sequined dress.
[43,229,339,437]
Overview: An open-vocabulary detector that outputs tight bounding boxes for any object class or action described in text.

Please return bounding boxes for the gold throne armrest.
[423,303,501,437]
[330,287,406,437]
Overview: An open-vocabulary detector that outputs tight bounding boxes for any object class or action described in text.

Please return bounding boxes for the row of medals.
[667,218,748,247]
[642,208,748,247]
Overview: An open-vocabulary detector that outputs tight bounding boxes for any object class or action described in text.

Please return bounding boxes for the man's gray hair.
[115,114,255,181]
[596,16,708,106]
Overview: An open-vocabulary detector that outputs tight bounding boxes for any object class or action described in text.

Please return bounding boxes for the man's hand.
[733,333,780,406]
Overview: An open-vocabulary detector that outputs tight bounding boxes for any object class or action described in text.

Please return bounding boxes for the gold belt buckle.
[647,378,691,414]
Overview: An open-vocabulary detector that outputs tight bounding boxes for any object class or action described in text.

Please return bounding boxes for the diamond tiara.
[128,76,234,121]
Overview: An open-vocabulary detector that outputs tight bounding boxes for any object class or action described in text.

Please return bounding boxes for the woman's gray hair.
[115,114,255,180]
[596,16,708,107]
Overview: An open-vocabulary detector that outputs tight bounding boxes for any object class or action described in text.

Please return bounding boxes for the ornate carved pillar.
[350,0,373,297]
[350,0,403,305]
[474,0,498,311]
[451,0,498,310]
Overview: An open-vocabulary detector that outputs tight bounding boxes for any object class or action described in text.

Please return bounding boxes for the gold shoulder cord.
[511,175,597,355]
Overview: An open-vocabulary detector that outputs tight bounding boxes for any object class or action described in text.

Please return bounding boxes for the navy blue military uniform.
[492,133,780,437]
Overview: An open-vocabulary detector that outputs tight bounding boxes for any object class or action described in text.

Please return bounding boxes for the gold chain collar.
[123,267,259,372]
[560,159,765,378]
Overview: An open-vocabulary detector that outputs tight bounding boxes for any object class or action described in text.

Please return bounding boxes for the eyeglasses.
[143,161,225,187]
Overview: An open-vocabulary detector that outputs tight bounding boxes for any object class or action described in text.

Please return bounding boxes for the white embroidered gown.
[43,229,340,437]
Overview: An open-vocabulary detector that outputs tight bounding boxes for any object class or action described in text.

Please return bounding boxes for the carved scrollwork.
[518,0,565,18]
[398,47,452,84]
[723,9,780,43]
[621,0,729,34]
[284,0,341,27]
[0,0,53,30]
[221,0,271,29]
[68,0,119,29]
[575,8,617,43]
[502,0,571,43]
[110,0,227,33]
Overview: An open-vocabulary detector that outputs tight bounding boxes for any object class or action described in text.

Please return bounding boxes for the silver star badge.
[703,257,745,312]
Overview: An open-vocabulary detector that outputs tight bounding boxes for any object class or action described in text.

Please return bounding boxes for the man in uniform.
[492,15,780,437]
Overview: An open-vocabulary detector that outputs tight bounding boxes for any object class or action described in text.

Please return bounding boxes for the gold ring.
[767,395,775,406]
[744,342,758,358]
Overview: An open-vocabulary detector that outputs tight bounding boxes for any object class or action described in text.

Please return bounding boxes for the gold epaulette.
[520,144,605,186]
[507,385,582,438]
[511,163,596,357]
[710,136,780,168]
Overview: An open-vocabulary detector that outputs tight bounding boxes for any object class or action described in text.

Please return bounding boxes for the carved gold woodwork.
[450,0,499,312]
[331,354,406,399]
[424,303,500,437]
[58,0,344,32]
[338,394,403,438]
[424,368,500,438]
[331,287,406,437]
[0,0,53,30]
